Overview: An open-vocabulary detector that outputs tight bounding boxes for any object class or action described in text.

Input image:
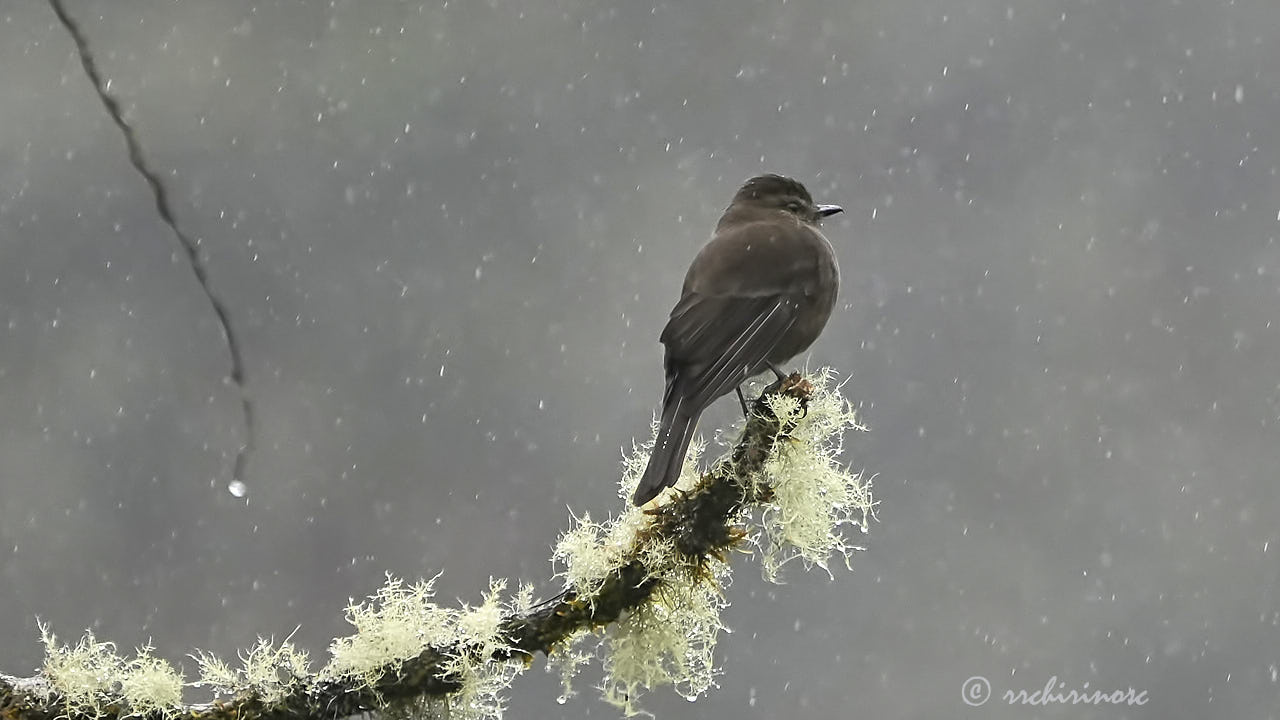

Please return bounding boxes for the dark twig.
[48,0,255,485]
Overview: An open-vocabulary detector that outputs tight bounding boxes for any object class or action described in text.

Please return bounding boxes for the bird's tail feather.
[633,397,699,506]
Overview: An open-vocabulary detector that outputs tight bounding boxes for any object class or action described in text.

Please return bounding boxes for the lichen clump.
[598,564,727,715]
[321,575,523,720]
[757,370,875,580]
[40,624,184,719]
[191,635,310,702]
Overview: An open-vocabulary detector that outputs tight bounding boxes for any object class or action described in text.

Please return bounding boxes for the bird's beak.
[816,204,844,218]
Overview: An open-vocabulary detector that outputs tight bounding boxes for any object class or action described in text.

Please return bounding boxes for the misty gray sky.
[3,1,1280,717]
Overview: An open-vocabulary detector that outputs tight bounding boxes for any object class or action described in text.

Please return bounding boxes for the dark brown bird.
[633,174,843,506]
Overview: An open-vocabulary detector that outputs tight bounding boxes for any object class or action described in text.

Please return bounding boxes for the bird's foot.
[767,362,787,382]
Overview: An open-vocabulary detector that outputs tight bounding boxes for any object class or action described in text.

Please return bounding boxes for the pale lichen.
[39,623,123,718]
[544,629,593,705]
[118,647,184,717]
[510,582,537,617]
[39,623,183,719]
[552,512,621,600]
[599,564,727,716]
[192,635,310,702]
[435,578,523,720]
[319,574,523,720]
[188,650,238,698]
[322,573,457,687]
[756,370,875,581]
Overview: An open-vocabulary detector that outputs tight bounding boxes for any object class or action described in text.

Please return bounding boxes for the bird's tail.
[633,394,699,506]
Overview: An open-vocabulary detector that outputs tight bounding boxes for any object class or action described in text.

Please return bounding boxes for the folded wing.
[661,291,799,409]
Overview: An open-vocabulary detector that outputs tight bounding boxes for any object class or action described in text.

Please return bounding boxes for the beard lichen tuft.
[438,578,524,720]
[599,563,728,716]
[39,623,184,719]
[191,634,310,702]
[320,574,524,720]
[118,647,184,718]
[322,574,454,689]
[756,369,875,582]
[543,628,593,705]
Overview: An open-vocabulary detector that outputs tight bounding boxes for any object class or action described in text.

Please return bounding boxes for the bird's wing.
[657,220,822,408]
[661,291,798,409]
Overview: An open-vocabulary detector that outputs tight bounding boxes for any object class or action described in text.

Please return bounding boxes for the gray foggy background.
[3,0,1279,717]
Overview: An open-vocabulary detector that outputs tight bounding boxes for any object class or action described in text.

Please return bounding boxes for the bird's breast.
[768,232,839,364]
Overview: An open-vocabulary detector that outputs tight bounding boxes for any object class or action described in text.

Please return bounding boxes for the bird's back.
[666,216,839,368]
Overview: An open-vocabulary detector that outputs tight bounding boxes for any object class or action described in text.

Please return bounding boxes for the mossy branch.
[0,372,872,720]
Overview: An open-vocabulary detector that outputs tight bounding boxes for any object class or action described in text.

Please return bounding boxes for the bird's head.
[728,173,844,225]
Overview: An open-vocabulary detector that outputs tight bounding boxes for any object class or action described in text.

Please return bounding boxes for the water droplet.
[228,480,247,498]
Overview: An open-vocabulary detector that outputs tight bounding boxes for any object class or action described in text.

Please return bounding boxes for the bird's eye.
[786,201,803,213]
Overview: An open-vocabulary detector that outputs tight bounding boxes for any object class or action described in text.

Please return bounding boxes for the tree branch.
[1,373,871,720]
